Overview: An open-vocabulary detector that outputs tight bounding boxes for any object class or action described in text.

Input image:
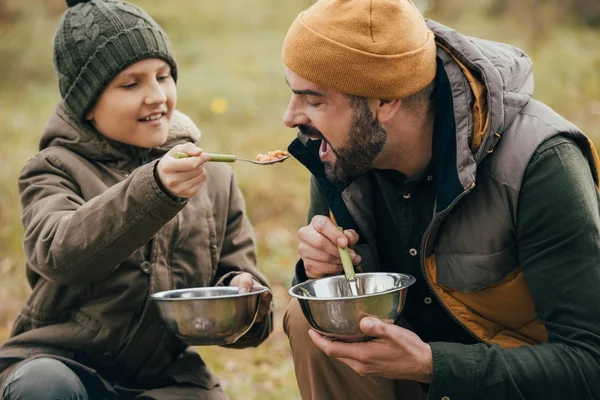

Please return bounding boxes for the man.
[280,0,600,399]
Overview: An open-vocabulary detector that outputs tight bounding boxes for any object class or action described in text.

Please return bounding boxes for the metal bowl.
[289,272,416,342]
[151,286,268,346]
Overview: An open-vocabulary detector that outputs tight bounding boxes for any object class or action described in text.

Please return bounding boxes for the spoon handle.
[172,152,236,162]
[337,227,356,281]
[208,153,237,162]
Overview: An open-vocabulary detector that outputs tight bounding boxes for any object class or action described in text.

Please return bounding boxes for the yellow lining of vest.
[587,137,600,189]
[424,253,548,348]
[421,181,549,348]
[437,43,490,153]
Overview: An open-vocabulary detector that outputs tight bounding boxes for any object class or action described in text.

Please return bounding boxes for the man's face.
[86,58,177,148]
[283,68,387,184]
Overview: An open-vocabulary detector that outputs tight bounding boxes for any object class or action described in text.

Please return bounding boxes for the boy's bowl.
[151,286,268,346]
[289,272,415,342]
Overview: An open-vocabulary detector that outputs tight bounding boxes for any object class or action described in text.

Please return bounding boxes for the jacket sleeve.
[428,136,600,399]
[19,152,186,286]
[211,170,273,348]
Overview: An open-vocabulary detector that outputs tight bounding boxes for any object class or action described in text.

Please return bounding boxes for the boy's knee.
[2,357,88,400]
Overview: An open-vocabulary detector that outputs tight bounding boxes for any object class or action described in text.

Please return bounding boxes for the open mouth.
[318,138,331,159]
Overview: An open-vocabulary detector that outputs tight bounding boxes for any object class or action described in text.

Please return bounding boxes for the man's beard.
[299,100,387,185]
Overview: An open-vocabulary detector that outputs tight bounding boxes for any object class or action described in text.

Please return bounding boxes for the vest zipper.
[419,182,490,345]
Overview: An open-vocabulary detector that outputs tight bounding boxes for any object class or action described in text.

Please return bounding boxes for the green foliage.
[0,0,598,398]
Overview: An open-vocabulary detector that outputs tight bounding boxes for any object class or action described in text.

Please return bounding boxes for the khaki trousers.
[284,298,427,400]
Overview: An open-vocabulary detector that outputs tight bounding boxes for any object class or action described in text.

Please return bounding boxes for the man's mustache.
[298,124,323,139]
[297,124,341,158]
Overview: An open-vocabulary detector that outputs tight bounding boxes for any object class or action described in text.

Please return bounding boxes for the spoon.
[330,212,359,297]
[173,151,289,165]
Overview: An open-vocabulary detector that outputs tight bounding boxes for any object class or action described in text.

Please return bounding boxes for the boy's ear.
[376,99,402,124]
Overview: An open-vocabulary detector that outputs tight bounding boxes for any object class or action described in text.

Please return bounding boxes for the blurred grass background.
[0,0,598,398]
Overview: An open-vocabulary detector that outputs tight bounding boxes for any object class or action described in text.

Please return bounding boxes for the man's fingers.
[309,330,372,377]
[298,225,341,258]
[297,240,361,267]
[311,215,348,247]
[308,329,355,359]
[304,259,343,278]
[360,317,394,338]
[298,242,340,263]
[344,229,360,246]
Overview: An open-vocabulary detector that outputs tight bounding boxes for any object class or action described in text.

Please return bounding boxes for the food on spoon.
[255,150,289,163]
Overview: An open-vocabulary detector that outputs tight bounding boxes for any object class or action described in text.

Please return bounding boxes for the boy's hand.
[156,143,211,199]
[229,273,273,323]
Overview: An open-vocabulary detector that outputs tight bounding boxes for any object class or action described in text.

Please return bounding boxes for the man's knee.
[284,298,333,361]
[283,297,306,338]
[2,357,88,400]
[284,298,313,345]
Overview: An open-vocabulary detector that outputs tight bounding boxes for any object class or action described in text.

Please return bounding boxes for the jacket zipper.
[419,182,489,345]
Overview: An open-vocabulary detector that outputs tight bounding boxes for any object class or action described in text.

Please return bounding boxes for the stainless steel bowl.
[289,272,416,342]
[151,286,268,346]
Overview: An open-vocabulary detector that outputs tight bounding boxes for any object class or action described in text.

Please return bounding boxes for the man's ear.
[85,109,94,121]
[376,99,402,124]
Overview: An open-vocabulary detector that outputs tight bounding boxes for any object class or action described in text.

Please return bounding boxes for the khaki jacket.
[0,103,272,398]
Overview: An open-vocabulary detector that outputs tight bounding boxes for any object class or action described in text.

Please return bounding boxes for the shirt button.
[409,248,418,256]
[402,193,411,199]
[123,173,129,178]
[427,175,434,181]
[424,297,432,304]
[141,261,151,274]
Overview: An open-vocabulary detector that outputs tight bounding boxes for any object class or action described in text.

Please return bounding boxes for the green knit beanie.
[54,0,178,121]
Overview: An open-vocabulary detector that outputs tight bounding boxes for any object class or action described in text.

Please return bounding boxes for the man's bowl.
[151,286,268,346]
[289,272,416,342]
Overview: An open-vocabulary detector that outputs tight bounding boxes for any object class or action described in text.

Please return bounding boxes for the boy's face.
[86,58,176,149]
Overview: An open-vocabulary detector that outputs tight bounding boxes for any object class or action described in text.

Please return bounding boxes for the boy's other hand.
[230,273,273,323]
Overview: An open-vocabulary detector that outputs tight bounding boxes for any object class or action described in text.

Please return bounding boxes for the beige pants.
[283,298,426,400]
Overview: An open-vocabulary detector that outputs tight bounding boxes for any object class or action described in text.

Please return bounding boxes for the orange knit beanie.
[282,0,437,99]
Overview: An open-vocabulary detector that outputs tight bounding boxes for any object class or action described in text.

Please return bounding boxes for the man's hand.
[229,273,273,323]
[297,215,362,278]
[308,317,433,383]
[156,143,211,199]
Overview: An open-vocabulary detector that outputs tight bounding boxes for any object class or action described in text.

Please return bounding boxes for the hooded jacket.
[0,104,272,398]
